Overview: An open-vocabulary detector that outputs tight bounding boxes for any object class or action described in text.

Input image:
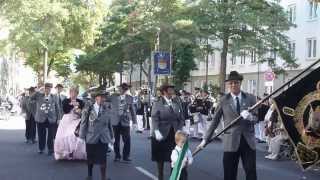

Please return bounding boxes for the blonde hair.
[69,85,79,94]
[175,130,187,145]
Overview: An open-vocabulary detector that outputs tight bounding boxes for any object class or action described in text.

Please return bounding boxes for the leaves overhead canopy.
[1,0,106,78]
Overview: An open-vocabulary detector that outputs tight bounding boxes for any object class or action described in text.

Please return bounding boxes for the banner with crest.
[273,66,320,170]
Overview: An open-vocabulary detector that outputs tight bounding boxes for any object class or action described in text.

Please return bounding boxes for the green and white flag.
[169,141,189,180]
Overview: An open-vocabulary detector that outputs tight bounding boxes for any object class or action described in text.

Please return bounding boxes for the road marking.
[135,166,158,180]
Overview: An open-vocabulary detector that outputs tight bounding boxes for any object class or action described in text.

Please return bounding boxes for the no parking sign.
[264,70,275,81]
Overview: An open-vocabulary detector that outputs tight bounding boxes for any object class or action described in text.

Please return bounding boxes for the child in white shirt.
[171,130,193,180]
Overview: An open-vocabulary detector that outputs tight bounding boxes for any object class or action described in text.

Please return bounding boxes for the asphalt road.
[0,115,319,180]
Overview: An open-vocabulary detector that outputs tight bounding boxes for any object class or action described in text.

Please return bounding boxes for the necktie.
[236,97,240,115]
[168,100,174,113]
[58,95,61,106]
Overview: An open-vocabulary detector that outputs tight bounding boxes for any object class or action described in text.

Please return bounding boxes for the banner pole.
[193,59,320,156]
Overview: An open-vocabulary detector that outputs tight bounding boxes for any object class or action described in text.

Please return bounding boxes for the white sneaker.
[265,154,272,159]
[266,154,278,160]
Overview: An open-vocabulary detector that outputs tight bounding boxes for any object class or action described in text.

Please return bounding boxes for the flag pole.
[193,59,320,156]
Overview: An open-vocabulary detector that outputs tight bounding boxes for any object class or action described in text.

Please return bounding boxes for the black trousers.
[37,120,56,152]
[223,136,257,180]
[52,123,58,139]
[25,115,36,141]
[113,123,131,159]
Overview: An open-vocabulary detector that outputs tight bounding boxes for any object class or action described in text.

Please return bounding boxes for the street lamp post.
[44,47,48,83]
[205,39,209,89]
[152,28,160,95]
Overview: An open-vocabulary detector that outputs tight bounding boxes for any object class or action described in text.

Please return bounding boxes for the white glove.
[154,130,164,141]
[132,124,138,130]
[197,139,207,149]
[240,110,253,121]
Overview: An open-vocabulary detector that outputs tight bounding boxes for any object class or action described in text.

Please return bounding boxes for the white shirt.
[163,96,173,106]
[170,145,193,168]
[120,94,126,100]
[94,102,100,115]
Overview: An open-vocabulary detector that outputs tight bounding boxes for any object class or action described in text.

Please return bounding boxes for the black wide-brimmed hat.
[159,84,175,93]
[118,83,132,90]
[55,84,64,88]
[44,83,53,88]
[91,90,108,98]
[28,86,36,92]
[225,71,243,82]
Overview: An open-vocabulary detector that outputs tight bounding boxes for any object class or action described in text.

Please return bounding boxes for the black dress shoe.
[38,150,44,154]
[47,150,54,156]
[114,157,120,162]
[85,176,92,180]
[122,158,132,163]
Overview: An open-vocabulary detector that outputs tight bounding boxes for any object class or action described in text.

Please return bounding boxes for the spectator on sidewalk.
[255,95,270,143]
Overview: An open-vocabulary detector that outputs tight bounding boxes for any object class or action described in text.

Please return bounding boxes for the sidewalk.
[0,114,25,130]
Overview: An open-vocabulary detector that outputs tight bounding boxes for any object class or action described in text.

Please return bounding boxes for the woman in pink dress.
[54,86,86,160]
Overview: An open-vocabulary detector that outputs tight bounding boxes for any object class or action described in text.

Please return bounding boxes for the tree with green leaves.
[192,0,297,92]
[76,0,199,91]
[172,43,197,89]
[128,0,200,91]
[1,0,106,84]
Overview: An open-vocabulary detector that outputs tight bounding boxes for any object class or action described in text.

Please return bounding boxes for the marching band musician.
[190,89,213,139]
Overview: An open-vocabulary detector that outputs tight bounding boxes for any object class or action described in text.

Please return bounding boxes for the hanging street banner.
[273,66,320,170]
[154,51,171,75]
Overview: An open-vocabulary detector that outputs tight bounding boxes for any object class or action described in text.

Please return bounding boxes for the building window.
[240,51,246,64]
[288,4,296,24]
[231,54,236,65]
[309,1,318,19]
[250,50,256,63]
[307,38,317,58]
[248,80,257,95]
[196,59,201,69]
[270,50,277,59]
[208,53,215,67]
[288,41,296,58]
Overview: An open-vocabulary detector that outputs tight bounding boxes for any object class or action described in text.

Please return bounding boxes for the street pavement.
[0,115,319,180]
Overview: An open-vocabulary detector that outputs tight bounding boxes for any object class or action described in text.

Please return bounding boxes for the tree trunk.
[219,33,229,93]
[37,68,44,87]
[147,57,153,97]
[43,48,48,83]
[99,74,103,87]
[129,63,133,85]
[139,61,142,87]
[119,61,123,84]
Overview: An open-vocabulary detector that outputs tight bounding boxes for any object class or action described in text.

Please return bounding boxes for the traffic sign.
[264,70,275,81]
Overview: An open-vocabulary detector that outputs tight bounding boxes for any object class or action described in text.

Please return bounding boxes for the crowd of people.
[17,70,292,180]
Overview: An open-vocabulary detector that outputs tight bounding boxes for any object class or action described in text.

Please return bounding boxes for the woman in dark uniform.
[151,84,185,180]
[79,91,114,180]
